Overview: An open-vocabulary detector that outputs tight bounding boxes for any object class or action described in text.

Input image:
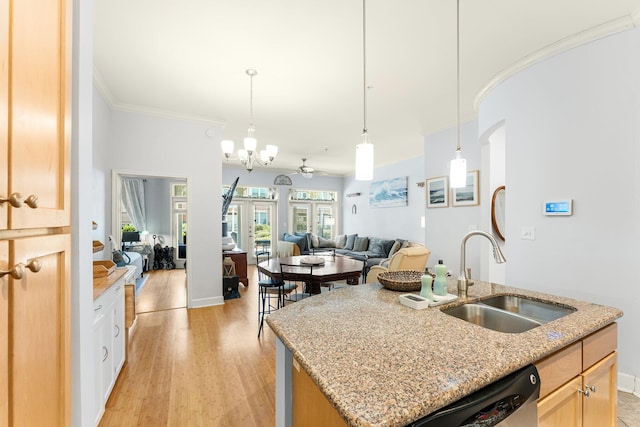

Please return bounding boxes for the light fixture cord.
[362,0,368,134]
[456,0,461,151]
[249,73,254,129]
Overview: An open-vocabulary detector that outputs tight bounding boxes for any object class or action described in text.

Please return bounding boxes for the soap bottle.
[433,264,448,296]
[420,273,433,301]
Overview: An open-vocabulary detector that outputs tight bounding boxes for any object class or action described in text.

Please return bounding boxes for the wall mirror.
[491,186,505,241]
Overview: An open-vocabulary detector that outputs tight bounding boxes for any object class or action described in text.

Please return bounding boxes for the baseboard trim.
[618,372,638,395]
[189,296,225,308]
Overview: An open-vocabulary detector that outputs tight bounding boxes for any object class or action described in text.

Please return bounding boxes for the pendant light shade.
[355,132,374,181]
[355,0,374,181]
[449,0,467,188]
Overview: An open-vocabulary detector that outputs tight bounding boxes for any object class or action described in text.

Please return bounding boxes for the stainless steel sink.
[441,295,576,333]
[441,303,542,333]
[479,295,576,324]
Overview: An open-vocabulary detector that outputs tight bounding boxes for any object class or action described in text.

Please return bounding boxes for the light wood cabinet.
[0,0,71,425]
[537,324,618,427]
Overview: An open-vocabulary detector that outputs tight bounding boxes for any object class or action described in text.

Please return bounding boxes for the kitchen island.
[266,280,622,427]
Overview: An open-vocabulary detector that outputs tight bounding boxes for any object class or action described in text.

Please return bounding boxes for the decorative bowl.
[377,270,423,292]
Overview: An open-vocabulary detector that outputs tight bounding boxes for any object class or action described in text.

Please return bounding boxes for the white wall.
[343,156,426,245]
[72,0,96,425]
[478,27,640,382]
[424,120,484,275]
[98,107,225,307]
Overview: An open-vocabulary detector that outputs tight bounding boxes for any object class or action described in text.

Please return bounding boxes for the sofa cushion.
[295,232,312,253]
[334,234,347,248]
[352,236,369,252]
[283,233,306,254]
[368,237,391,257]
[317,236,336,248]
[344,234,358,250]
[310,234,319,248]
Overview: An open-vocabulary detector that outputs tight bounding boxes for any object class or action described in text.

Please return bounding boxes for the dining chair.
[279,261,314,302]
[257,251,286,337]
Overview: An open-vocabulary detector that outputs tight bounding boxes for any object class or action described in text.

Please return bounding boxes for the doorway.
[226,200,277,264]
[112,171,188,310]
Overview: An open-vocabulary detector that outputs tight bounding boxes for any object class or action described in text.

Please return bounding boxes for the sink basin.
[479,295,576,324]
[441,294,576,333]
[441,303,541,333]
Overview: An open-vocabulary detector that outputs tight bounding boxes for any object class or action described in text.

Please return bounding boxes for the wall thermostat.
[543,200,573,216]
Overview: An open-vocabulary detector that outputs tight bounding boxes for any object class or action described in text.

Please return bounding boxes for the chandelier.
[221,69,278,172]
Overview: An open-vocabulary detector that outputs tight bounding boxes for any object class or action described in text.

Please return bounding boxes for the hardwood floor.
[100,266,277,427]
[136,269,187,313]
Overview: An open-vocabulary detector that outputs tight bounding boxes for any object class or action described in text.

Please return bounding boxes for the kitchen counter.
[266,280,623,427]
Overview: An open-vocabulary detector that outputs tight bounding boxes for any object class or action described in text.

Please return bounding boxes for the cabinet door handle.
[102,346,109,362]
[0,193,39,209]
[0,264,25,279]
[585,384,596,393]
[94,304,103,312]
[114,324,120,338]
[578,388,590,397]
[0,259,42,280]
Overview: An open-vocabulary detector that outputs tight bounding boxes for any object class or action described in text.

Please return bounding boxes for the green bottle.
[434,264,448,296]
[420,274,433,300]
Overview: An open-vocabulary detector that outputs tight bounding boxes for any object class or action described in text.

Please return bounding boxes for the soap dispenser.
[420,273,433,300]
[433,264,448,296]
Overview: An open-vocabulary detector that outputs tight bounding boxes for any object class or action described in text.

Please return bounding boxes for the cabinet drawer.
[536,341,582,399]
[93,286,114,314]
[582,323,616,371]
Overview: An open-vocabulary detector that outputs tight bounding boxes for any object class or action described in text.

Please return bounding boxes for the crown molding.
[92,66,226,127]
[474,13,640,111]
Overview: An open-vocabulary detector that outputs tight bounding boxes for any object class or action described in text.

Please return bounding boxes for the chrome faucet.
[457,230,506,298]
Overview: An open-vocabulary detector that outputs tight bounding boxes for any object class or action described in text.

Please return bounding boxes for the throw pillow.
[295,232,312,253]
[352,236,369,252]
[311,233,319,249]
[317,236,336,248]
[283,233,306,253]
[334,234,347,248]
[344,233,358,250]
[387,241,402,258]
[367,237,388,257]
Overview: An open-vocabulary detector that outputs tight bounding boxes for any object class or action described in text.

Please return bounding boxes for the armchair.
[365,246,431,284]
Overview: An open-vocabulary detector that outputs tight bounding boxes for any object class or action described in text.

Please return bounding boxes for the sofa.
[281,232,425,276]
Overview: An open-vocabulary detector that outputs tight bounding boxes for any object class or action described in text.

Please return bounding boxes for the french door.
[226,200,277,264]
[289,202,336,239]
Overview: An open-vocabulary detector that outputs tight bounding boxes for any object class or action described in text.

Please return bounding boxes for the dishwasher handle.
[409,364,540,426]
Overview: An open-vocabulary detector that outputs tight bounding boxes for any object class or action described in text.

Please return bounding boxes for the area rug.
[135,275,148,296]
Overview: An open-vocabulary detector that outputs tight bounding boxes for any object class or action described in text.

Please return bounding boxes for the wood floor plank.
[100,266,277,427]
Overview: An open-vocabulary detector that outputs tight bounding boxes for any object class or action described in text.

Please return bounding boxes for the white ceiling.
[93,0,640,177]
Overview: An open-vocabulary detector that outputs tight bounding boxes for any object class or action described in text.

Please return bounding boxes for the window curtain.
[121,177,147,232]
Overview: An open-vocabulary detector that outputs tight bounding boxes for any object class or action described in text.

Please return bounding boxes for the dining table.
[257,254,364,295]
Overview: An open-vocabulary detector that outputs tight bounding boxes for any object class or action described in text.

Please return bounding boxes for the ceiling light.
[221,69,278,172]
[355,0,374,181]
[449,0,467,189]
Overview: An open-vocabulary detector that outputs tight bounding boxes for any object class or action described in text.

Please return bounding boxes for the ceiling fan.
[292,158,315,179]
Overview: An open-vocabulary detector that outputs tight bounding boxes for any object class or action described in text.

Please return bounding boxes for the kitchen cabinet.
[93,273,127,425]
[537,324,618,427]
[0,0,71,425]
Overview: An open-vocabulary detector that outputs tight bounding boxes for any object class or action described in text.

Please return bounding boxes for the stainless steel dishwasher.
[409,364,540,426]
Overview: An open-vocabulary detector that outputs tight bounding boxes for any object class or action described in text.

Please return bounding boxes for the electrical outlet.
[521,226,536,240]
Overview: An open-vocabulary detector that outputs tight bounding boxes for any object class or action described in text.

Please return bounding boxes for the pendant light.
[449,0,467,188]
[355,0,374,181]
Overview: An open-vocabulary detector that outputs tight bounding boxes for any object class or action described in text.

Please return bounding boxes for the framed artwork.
[369,176,408,208]
[452,170,479,207]
[426,176,448,208]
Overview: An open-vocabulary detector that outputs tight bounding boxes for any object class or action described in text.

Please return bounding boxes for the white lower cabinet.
[93,274,127,425]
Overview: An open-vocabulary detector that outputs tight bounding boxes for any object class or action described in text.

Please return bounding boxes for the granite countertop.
[266,279,623,427]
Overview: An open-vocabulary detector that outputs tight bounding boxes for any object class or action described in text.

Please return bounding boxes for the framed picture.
[426,176,448,208]
[452,170,479,207]
[369,176,408,208]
